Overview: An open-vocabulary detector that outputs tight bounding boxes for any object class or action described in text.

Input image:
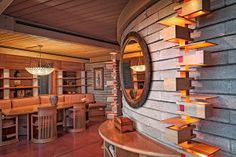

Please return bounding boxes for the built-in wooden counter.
[99,120,181,157]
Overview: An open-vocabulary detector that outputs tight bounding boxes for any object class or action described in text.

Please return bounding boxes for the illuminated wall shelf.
[165,125,196,144]
[174,0,210,19]
[159,16,196,27]
[179,141,220,157]
[175,93,218,101]
[161,117,200,128]
[178,41,216,50]
[160,25,192,43]
[176,101,212,119]
[164,78,193,91]
[160,0,220,155]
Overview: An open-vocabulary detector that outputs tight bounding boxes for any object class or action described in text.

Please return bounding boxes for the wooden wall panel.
[120,0,236,156]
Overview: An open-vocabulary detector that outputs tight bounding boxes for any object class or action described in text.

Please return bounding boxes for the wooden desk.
[99,120,181,157]
[2,102,84,140]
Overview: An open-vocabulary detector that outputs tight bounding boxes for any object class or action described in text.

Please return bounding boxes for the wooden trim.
[0,46,89,63]
[119,32,152,108]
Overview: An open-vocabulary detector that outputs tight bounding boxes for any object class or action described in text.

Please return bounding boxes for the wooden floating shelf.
[177,51,210,66]
[174,0,210,19]
[165,125,196,144]
[58,85,80,87]
[160,25,192,43]
[179,140,220,157]
[178,41,216,50]
[177,69,198,72]
[8,77,38,80]
[57,77,92,80]
[0,77,37,80]
[59,85,91,87]
[175,93,218,101]
[7,86,39,89]
[176,101,212,119]
[159,16,195,27]
[161,117,200,128]
[164,78,193,91]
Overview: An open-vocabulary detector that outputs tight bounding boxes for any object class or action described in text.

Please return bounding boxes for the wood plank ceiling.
[3,0,129,44]
[0,29,112,59]
[0,0,129,59]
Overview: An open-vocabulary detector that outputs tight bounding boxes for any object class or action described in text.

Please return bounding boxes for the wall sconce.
[175,0,210,19]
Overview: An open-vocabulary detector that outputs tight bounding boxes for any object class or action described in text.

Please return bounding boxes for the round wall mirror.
[120,32,151,108]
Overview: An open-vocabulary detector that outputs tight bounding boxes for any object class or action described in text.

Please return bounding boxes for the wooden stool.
[0,109,18,146]
[66,103,86,133]
[31,106,57,143]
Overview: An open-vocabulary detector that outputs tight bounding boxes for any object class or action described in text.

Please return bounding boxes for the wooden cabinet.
[0,109,18,146]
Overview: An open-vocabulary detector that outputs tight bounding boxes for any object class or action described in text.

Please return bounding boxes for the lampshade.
[130,65,145,72]
[25,45,54,76]
[25,67,54,76]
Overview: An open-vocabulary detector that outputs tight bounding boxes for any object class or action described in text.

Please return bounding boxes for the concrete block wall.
[120,0,236,156]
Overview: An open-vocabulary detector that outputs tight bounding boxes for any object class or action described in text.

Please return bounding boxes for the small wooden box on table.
[114,117,134,133]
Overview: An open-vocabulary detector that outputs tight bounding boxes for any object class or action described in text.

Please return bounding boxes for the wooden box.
[164,125,196,144]
[114,117,134,133]
[164,78,193,91]
[177,51,210,66]
[160,25,192,43]
[176,101,212,119]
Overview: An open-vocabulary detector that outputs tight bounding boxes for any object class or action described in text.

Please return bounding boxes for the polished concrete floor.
[0,122,103,157]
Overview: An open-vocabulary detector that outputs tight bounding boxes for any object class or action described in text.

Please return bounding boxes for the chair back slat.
[31,106,57,143]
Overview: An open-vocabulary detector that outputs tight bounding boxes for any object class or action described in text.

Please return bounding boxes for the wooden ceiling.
[0,29,112,59]
[3,0,129,44]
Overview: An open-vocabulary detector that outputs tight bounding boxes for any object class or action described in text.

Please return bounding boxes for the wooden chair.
[31,106,57,143]
[0,109,18,146]
[66,103,86,132]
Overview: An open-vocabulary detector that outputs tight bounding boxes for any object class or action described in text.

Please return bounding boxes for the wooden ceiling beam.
[0,0,14,15]
[0,15,119,50]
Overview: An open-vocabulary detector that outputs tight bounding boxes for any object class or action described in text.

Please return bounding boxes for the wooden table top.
[2,102,84,116]
[99,120,181,157]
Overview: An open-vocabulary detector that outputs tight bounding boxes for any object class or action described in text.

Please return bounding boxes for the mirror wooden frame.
[120,32,152,108]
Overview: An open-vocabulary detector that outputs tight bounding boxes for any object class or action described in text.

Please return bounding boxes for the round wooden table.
[99,120,181,157]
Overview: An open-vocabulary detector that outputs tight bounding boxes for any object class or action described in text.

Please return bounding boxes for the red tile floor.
[0,122,103,157]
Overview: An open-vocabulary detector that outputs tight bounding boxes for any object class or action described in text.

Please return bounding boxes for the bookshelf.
[0,69,39,99]
[57,70,91,95]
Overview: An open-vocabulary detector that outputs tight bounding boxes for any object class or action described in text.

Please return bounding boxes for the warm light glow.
[185,11,208,19]
[130,65,145,72]
[159,16,195,27]
[179,141,220,157]
[179,41,217,50]
[176,0,210,19]
[25,67,54,76]
[167,38,189,44]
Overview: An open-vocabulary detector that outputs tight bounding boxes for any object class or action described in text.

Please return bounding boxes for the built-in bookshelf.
[0,68,38,99]
[57,70,91,95]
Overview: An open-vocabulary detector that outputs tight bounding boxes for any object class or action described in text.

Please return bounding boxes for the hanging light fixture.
[130,51,145,72]
[25,45,54,76]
